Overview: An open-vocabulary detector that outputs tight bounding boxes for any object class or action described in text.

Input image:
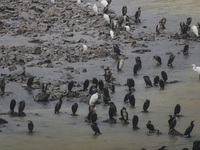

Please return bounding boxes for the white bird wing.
[110,30,114,39]
[93,4,98,13]
[191,25,199,37]
[101,0,108,7]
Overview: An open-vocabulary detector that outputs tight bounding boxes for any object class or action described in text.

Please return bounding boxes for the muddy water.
[1,0,200,150]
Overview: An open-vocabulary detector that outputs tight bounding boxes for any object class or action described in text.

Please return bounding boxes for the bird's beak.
[152,58,154,60]
[189,65,192,67]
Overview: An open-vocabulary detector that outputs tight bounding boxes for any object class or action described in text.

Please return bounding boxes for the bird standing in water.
[91,122,101,135]
[190,64,200,80]
[184,121,194,137]
[152,55,162,65]
[134,7,141,23]
[55,98,63,114]
[167,53,175,66]
[28,121,34,132]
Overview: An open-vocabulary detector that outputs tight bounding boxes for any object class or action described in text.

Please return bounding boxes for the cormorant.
[90,122,101,135]
[154,76,160,86]
[161,71,168,82]
[121,107,129,124]
[186,17,192,26]
[122,5,127,16]
[167,53,175,66]
[129,94,135,107]
[10,99,16,113]
[127,78,135,92]
[143,99,150,112]
[27,77,34,88]
[55,98,62,114]
[146,120,157,133]
[28,121,34,132]
[143,76,153,87]
[113,44,121,55]
[0,78,6,95]
[135,56,142,69]
[98,79,104,91]
[68,81,74,92]
[169,117,176,132]
[133,63,140,75]
[152,55,162,65]
[183,44,189,55]
[159,79,165,90]
[132,115,139,129]
[135,7,141,23]
[83,79,89,91]
[184,121,194,137]
[174,104,181,117]
[71,103,78,116]
[18,100,25,116]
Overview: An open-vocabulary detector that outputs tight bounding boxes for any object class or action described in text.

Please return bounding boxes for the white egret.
[190,64,200,80]
[99,0,108,7]
[51,0,55,3]
[89,93,100,105]
[77,0,81,4]
[82,44,88,51]
[110,30,114,39]
[190,25,199,37]
[124,25,130,32]
[93,4,98,13]
[103,13,110,24]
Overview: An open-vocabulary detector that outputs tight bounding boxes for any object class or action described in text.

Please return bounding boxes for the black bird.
[184,121,194,137]
[83,79,89,91]
[133,63,140,75]
[168,115,175,126]
[28,121,34,132]
[152,55,162,65]
[0,78,6,95]
[71,103,78,116]
[122,5,127,16]
[183,44,189,55]
[18,100,25,116]
[87,105,96,121]
[135,56,142,69]
[160,17,167,29]
[109,102,117,116]
[113,44,121,55]
[121,107,129,123]
[169,117,176,132]
[186,17,192,26]
[127,78,135,92]
[143,76,153,87]
[154,76,160,86]
[143,99,150,112]
[167,53,175,66]
[91,111,97,123]
[110,83,115,93]
[192,140,200,150]
[135,7,141,23]
[156,21,162,34]
[98,79,104,91]
[158,146,166,150]
[161,71,168,82]
[103,87,110,98]
[92,78,98,87]
[91,123,101,135]
[180,21,189,34]
[55,98,62,114]
[68,81,74,92]
[132,115,139,129]
[129,94,135,107]
[174,104,181,117]
[109,104,115,119]
[146,120,156,133]
[27,77,34,88]
[10,99,16,113]
[159,79,165,90]
[89,85,97,95]
[124,91,132,103]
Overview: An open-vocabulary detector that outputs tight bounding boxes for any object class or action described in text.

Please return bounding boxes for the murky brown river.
[0,0,200,150]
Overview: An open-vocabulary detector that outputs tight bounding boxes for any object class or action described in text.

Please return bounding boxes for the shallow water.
[0,0,200,150]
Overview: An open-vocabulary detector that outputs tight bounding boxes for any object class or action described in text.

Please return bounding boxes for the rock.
[8,65,17,71]
[34,92,50,102]
[131,49,151,54]
[145,35,155,41]
[33,47,42,54]
[0,118,8,124]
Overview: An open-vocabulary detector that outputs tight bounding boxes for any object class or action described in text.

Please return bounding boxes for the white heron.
[124,25,130,32]
[103,13,110,24]
[93,4,98,13]
[89,93,100,105]
[117,58,124,70]
[99,0,108,7]
[110,30,114,39]
[77,0,81,4]
[190,25,199,37]
[82,44,88,51]
[190,64,200,80]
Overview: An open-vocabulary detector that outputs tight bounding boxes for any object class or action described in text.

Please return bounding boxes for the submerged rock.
[0,118,8,124]
[34,92,50,102]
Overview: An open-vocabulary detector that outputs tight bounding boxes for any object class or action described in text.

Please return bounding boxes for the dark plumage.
[167,53,175,66]
[158,146,166,150]
[113,44,121,55]
[91,111,97,123]
[129,94,135,107]
[91,123,101,135]
[71,103,78,116]
[135,56,142,69]
[0,78,6,95]
[89,85,97,95]
[127,78,135,92]
[159,79,165,90]
[92,78,98,87]
[143,76,153,87]
[169,117,176,132]
[132,115,139,129]
[143,99,150,112]
[122,5,127,16]
[133,63,140,75]
[28,121,34,132]
[98,79,104,91]
[168,115,175,126]
[121,107,128,123]
[186,17,192,26]
[55,98,62,114]
[110,83,115,93]
[135,7,141,23]
[156,22,162,34]
[161,71,168,82]
[184,121,194,137]
[68,81,74,91]
[174,104,181,117]
[103,87,110,98]
[109,102,117,116]
[183,44,189,55]
[109,104,115,119]
[27,77,34,87]
[83,79,89,91]
[160,17,166,29]
[180,22,189,34]
[154,76,160,86]
[146,120,156,133]
[192,140,200,150]
[152,55,162,65]
[18,100,25,116]
[124,92,132,103]
[10,99,16,112]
